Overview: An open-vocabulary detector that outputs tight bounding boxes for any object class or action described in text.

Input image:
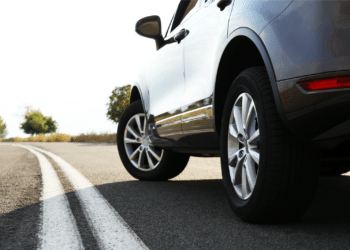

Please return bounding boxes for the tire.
[320,164,350,176]
[220,67,319,223]
[117,100,190,181]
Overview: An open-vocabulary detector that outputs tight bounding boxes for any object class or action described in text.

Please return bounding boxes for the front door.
[179,0,234,148]
[148,0,201,141]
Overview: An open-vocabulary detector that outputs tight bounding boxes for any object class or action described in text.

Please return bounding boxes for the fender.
[214,27,299,137]
[129,59,153,122]
[130,81,151,117]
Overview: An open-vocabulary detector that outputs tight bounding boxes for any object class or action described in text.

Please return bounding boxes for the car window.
[171,0,199,32]
[181,0,199,22]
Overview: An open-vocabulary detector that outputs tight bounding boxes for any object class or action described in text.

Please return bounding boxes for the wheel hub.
[227,93,260,200]
[142,136,149,147]
[123,114,164,171]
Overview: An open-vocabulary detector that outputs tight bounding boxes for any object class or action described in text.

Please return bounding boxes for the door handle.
[174,29,190,43]
[217,0,232,11]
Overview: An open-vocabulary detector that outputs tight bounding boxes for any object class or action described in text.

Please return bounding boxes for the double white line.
[15,145,147,250]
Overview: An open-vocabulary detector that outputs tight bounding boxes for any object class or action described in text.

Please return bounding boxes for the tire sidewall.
[220,69,269,220]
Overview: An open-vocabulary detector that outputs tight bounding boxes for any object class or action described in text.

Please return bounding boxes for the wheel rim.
[124,114,164,171]
[227,93,260,200]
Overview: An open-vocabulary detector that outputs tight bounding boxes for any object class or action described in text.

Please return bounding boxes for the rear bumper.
[277,70,350,148]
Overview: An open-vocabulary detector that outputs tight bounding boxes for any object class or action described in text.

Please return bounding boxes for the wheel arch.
[130,82,149,115]
[130,85,142,104]
[213,28,289,136]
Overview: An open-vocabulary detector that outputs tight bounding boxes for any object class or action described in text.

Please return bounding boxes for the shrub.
[106,85,131,124]
[46,133,71,142]
[20,106,57,135]
[0,116,8,139]
[71,133,116,143]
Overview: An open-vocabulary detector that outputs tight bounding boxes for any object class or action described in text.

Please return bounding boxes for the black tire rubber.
[320,164,350,176]
[220,67,320,223]
[117,100,190,181]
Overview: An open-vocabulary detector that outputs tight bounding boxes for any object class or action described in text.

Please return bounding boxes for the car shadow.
[96,176,350,249]
[2,176,350,249]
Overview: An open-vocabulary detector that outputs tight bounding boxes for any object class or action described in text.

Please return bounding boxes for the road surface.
[1,142,350,249]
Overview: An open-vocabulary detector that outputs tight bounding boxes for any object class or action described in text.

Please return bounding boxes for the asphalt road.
[1,142,350,249]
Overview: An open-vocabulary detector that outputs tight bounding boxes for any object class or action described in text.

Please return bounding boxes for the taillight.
[299,76,350,92]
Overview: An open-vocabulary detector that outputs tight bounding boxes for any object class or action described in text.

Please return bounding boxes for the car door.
[179,0,234,148]
[148,0,201,140]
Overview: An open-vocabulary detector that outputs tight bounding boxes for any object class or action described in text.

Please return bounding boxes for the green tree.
[0,116,8,139]
[20,107,57,135]
[106,85,131,124]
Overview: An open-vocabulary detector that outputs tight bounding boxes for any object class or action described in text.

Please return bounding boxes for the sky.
[0,0,179,138]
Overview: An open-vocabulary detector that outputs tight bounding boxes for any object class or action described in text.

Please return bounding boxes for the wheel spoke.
[233,152,245,186]
[126,125,141,140]
[248,129,260,147]
[143,116,147,135]
[241,166,248,198]
[146,151,155,169]
[250,148,260,164]
[135,115,143,135]
[124,138,140,144]
[148,146,161,162]
[129,146,141,161]
[229,166,236,184]
[242,94,251,132]
[245,155,257,191]
[228,151,238,166]
[246,103,255,136]
[233,106,245,137]
[137,148,145,169]
[229,124,238,139]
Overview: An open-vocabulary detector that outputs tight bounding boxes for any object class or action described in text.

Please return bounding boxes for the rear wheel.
[117,100,190,181]
[220,67,319,223]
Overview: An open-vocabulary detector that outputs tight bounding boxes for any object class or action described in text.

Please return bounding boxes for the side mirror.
[135,15,165,50]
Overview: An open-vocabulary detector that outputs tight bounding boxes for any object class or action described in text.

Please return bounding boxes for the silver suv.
[117,0,350,222]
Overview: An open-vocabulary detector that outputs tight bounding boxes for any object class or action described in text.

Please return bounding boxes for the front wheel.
[117,100,190,181]
[220,67,319,223]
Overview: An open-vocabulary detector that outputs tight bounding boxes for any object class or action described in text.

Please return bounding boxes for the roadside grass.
[2,132,117,143]
[70,133,116,143]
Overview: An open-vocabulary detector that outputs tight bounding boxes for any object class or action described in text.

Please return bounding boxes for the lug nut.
[238,134,244,143]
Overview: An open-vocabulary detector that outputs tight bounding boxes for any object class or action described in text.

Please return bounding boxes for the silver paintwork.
[181,0,233,110]
[228,93,260,200]
[228,0,293,36]
[261,0,350,81]
[124,114,164,171]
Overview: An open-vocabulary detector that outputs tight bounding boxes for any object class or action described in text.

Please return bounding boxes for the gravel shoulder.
[0,143,41,249]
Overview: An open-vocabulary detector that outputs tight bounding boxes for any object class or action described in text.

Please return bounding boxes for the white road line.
[15,145,84,250]
[26,145,148,250]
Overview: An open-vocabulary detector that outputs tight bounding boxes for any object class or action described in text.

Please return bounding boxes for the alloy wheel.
[227,93,260,200]
[124,114,163,171]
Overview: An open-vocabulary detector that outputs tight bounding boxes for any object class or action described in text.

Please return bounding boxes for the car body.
[131,0,350,152]
[118,0,350,222]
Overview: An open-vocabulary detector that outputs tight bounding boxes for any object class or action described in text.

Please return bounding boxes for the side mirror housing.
[135,16,165,50]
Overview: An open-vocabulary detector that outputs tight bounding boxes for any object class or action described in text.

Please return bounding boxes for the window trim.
[170,0,201,33]
[164,13,175,39]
